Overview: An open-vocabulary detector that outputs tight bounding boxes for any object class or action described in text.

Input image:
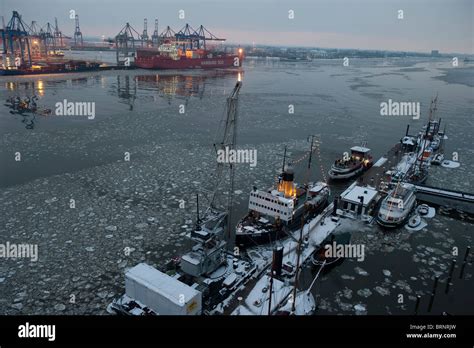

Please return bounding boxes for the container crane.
[0,11,32,68]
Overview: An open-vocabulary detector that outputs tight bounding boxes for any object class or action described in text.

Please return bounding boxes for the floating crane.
[209,78,242,248]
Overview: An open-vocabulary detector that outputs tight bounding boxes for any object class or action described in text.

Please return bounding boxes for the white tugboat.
[377,183,417,228]
[236,140,330,246]
[328,146,373,180]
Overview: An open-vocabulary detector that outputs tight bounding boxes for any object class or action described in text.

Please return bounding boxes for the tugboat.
[431,153,444,165]
[377,183,417,228]
[328,146,373,180]
[236,142,330,246]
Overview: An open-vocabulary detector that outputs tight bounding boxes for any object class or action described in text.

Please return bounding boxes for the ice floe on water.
[441,160,460,168]
[342,288,353,300]
[354,267,369,276]
[374,286,390,296]
[405,215,428,232]
[357,289,372,298]
[0,127,318,314]
[354,304,367,315]
[341,275,355,280]
[382,269,391,277]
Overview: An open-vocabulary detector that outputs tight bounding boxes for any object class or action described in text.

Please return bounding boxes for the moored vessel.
[236,142,330,246]
[377,183,417,228]
[135,25,244,70]
[328,146,373,180]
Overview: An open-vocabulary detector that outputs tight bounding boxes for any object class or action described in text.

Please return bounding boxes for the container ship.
[135,43,244,70]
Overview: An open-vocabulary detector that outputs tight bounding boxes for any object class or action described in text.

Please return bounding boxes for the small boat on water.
[407,214,422,228]
[328,146,373,180]
[377,183,417,228]
[431,153,444,165]
[417,204,430,216]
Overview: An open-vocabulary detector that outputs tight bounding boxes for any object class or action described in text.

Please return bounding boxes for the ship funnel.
[278,165,296,198]
[357,195,364,216]
[332,196,339,216]
[272,247,283,277]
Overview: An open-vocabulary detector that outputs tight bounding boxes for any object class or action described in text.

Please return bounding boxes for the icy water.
[0,53,472,314]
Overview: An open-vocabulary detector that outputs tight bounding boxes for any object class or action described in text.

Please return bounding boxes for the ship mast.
[291,216,305,313]
[305,135,316,186]
[209,78,242,247]
[282,146,287,173]
[417,95,438,172]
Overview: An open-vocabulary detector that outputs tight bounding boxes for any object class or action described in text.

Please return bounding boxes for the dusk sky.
[2,0,473,53]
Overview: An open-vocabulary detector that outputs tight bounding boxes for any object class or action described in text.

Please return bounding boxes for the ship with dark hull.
[235,172,330,246]
[235,141,330,247]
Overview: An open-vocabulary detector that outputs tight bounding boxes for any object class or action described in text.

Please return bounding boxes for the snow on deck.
[373,157,387,167]
[243,275,292,315]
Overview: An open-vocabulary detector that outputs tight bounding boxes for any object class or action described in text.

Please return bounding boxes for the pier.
[357,142,403,189]
[411,184,474,214]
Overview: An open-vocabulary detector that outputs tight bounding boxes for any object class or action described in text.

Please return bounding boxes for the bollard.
[432,276,439,294]
[414,295,421,315]
[428,276,439,313]
[445,259,456,294]
[428,293,434,313]
[464,246,471,262]
[460,246,471,279]
[445,281,451,294]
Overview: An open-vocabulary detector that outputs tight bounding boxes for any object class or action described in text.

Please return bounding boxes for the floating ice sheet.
[441,160,460,168]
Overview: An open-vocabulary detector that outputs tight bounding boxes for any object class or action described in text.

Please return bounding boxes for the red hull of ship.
[135,54,239,70]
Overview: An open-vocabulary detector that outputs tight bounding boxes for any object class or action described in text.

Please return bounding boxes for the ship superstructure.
[236,141,330,246]
[328,146,373,180]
